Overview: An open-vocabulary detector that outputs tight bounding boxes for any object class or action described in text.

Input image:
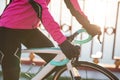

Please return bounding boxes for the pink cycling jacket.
[0,0,87,44]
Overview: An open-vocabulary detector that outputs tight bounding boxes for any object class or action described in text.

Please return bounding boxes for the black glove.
[84,24,102,37]
[59,40,80,59]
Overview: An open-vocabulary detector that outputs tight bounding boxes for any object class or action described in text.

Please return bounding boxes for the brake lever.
[67,31,79,42]
[97,34,102,44]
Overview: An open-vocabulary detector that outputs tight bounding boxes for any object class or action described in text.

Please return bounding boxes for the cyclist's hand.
[59,40,80,59]
[85,24,102,37]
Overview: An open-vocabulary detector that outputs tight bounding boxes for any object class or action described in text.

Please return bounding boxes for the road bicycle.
[22,28,119,80]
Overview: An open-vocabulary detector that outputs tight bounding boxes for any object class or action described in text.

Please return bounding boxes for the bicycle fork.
[67,60,81,80]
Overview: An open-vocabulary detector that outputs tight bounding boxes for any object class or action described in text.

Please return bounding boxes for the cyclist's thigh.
[0,27,21,56]
[21,28,56,62]
[21,28,54,48]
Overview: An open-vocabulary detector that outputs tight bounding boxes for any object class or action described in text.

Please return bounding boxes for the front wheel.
[53,61,119,80]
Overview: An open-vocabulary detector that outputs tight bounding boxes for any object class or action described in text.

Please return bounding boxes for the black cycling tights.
[0,27,56,80]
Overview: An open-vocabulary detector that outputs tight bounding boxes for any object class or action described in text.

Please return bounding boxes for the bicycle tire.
[53,61,119,80]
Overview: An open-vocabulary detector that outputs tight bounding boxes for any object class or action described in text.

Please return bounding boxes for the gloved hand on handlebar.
[59,40,80,60]
[84,24,102,37]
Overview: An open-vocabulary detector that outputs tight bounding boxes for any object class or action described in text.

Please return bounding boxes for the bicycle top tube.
[22,47,62,54]
[22,47,70,66]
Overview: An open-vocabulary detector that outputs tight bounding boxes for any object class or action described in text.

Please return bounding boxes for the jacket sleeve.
[64,0,90,27]
[34,0,66,44]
